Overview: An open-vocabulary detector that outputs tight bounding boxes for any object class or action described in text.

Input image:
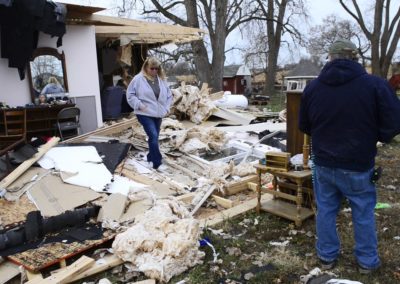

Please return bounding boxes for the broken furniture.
[265,151,291,172]
[56,106,80,141]
[254,164,314,227]
[0,109,27,178]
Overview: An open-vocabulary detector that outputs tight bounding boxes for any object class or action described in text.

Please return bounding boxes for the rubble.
[112,197,204,282]
[171,84,217,124]
[0,90,290,283]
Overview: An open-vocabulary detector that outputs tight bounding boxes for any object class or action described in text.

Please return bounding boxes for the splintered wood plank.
[7,234,115,272]
[212,195,236,209]
[176,192,195,203]
[199,194,273,227]
[190,185,217,216]
[65,118,135,143]
[224,175,258,196]
[0,137,60,189]
[29,255,94,284]
[60,254,123,283]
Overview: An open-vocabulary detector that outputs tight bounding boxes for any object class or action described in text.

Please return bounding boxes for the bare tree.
[250,0,307,96]
[136,0,257,91]
[339,0,400,78]
[307,15,370,65]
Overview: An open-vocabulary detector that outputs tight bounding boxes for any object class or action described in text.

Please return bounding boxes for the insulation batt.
[172,127,227,154]
[112,198,204,282]
[171,84,217,124]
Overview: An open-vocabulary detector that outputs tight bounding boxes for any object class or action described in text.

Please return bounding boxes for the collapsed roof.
[65,3,206,45]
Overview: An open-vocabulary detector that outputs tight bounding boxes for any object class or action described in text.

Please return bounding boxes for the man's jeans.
[313,165,380,269]
[136,115,162,168]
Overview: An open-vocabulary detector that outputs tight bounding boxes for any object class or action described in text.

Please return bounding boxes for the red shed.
[222,64,251,94]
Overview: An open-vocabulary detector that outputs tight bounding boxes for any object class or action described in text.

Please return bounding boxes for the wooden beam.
[176,192,195,203]
[224,175,258,196]
[212,195,237,209]
[247,182,258,192]
[199,193,272,227]
[190,185,217,216]
[95,25,204,36]
[27,256,94,284]
[82,14,206,34]
[59,255,123,283]
[0,137,60,189]
[64,118,135,143]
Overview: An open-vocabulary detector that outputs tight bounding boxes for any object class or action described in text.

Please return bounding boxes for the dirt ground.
[166,139,400,284]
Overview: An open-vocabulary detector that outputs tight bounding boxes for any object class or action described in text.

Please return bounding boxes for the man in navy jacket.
[299,39,400,273]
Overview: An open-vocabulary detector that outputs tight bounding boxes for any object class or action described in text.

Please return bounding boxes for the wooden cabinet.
[0,104,75,140]
[286,91,305,155]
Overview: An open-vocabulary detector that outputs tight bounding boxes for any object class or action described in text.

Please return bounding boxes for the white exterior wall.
[0,25,103,129]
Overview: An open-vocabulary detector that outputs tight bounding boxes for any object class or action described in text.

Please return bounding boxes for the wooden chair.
[0,109,27,177]
[56,107,80,141]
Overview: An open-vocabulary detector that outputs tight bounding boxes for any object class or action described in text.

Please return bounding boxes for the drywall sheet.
[38,146,112,191]
[212,108,255,125]
[98,193,128,223]
[107,175,149,196]
[27,175,101,217]
[64,142,131,173]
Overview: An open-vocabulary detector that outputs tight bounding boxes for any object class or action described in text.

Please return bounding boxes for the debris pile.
[112,197,204,282]
[170,126,227,154]
[171,83,217,124]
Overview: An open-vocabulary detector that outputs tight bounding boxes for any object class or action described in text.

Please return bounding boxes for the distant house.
[223,64,251,94]
[284,59,321,92]
[166,61,197,87]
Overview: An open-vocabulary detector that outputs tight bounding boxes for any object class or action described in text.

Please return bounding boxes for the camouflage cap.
[328,39,358,56]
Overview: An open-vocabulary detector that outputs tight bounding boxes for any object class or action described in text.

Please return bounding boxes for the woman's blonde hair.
[141,57,166,80]
[48,76,60,85]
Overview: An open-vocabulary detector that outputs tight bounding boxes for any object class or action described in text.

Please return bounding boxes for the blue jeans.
[313,165,380,269]
[136,115,162,169]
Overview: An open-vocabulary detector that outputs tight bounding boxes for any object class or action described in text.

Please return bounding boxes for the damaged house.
[0,2,315,284]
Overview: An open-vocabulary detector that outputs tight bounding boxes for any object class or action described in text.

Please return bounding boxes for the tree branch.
[145,0,187,26]
[339,0,372,38]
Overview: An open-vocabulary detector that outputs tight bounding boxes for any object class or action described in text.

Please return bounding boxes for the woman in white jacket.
[126,57,173,170]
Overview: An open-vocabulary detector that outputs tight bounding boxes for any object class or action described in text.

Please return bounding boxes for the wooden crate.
[265,151,291,172]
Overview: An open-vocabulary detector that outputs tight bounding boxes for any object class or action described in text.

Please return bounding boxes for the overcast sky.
[62,0,380,65]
